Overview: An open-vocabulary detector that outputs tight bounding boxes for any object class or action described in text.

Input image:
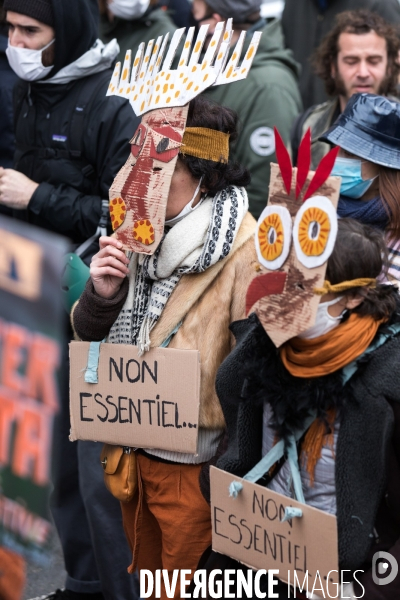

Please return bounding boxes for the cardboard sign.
[69,341,200,453]
[0,215,68,565]
[211,467,339,598]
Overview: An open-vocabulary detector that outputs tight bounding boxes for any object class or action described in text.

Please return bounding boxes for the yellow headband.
[314,278,377,295]
[180,127,230,164]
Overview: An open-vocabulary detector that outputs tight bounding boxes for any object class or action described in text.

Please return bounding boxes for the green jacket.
[99,8,177,64]
[203,19,302,219]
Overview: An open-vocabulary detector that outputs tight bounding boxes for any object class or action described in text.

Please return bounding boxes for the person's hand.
[90,236,130,299]
[0,168,39,209]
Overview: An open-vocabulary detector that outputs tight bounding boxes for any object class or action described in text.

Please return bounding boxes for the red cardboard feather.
[274,127,292,196]
[303,146,340,201]
[296,128,311,199]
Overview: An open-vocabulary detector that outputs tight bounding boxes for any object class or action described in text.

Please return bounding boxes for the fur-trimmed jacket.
[212,311,400,598]
[72,212,257,430]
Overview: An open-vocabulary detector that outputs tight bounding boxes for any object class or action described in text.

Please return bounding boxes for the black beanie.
[3,0,54,26]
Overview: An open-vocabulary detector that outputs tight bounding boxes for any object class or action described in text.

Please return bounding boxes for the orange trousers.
[121,453,212,600]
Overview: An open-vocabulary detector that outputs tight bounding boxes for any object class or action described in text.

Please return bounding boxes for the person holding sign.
[201,131,400,599]
[72,19,262,598]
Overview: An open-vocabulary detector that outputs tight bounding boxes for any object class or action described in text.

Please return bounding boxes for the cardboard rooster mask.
[246,129,341,347]
[106,21,262,254]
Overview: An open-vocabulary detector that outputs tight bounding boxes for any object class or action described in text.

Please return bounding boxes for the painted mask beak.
[246,271,287,314]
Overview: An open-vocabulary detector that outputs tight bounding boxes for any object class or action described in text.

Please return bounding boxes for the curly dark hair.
[312,9,400,97]
[178,95,251,194]
[326,218,397,321]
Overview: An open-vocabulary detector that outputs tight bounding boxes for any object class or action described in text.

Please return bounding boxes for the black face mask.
[192,10,215,34]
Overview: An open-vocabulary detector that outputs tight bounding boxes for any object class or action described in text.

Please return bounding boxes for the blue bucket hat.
[320,93,400,170]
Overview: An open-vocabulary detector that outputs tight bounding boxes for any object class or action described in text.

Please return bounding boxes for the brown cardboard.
[211,466,339,598]
[246,164,341,347]
[69,341,200,453]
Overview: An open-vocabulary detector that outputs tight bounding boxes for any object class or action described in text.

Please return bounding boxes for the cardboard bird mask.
[246,129,341,347]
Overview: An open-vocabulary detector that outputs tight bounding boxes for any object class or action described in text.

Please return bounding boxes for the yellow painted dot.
[203,74,208,82]
[226,66,233,78]
[232,53,237,61]
[179,59,184,66]
[161,71,165,76]
[183,77,188,83]
[145,56,149,63]
[125,54,129,61]
[108,83,112,89]
[175,90,180,98]
[224,32,229,40]
[127,87,131,94]
[233,73,237,77]
[180,73,184,78]
[163,83,168,93]
[156,95,160,103]
[148,95,153,105]
[202,61,207,70]
[154,45,158,53]
[195,86,199,91]
[185,41,190,48]
[140,72,144,78]
[218,53,223,60]
[170,83,174,89]
[241,68,246,74]
[122,68,128,80]
[141,101,145,111]
[166,73,170,80]
[211,40,216,47]
[156,75,159,81]
[192,65,197,72]
[156,84,160,91]
[166,97,171,103]
[119,87,123,93]
[246,46,255,60]
[194,41,201,53]
[133,219,155,245]
[186,81,193,90]
[134,94,138,100]
[134,58,139,67]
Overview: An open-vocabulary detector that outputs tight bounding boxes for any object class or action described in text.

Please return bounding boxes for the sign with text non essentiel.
[69,341,201,453]
[0,215,68,565]
[210,467,339,598]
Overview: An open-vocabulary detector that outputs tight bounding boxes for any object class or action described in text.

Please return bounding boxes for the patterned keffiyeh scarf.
[108,185,248,354]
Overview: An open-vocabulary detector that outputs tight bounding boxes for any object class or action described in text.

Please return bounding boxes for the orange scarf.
[280,313,385,378]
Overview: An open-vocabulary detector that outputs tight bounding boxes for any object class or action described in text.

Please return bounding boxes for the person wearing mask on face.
[200,218,400,600]
[99,0,177,64]
[0,1,140,599]
[191,0,302,220]
[72,94,258,600]
[291,10,400,168]
[321,93,400,287]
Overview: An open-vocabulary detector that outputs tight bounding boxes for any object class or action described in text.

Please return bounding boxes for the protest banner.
[211,466,339,598]
[69,341,201,453]
[0,215,68,565]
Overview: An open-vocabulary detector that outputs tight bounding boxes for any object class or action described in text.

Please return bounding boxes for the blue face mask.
[331,157,377,199]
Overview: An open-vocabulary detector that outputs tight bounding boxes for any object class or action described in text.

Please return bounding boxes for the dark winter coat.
[12,0,139,254]
[281,0,400,109]
[212,311,400,598]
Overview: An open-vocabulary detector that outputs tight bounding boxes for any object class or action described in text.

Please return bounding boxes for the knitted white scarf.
[108,185,248,353]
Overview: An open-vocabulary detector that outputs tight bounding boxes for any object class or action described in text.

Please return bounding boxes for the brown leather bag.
[100,444,137,502]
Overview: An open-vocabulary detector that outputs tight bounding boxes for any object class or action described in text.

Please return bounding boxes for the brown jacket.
[72,212,257,430]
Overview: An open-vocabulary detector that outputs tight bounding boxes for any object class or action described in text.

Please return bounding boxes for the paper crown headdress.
[106,20,261,115]
[107,21,262,254]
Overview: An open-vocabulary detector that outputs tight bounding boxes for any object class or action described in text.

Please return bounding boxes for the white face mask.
[108,0,150,20]
[298,296,345,340]
[165,178,204,227]
[6,38,55,81]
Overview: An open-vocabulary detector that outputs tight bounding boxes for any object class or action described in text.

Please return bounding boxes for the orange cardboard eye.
[133,219,155,245]
[297,206,330,257]
[110,197,127,231]
[255,206,292,271]
[258,213,285,262]
[293,196,338,269]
